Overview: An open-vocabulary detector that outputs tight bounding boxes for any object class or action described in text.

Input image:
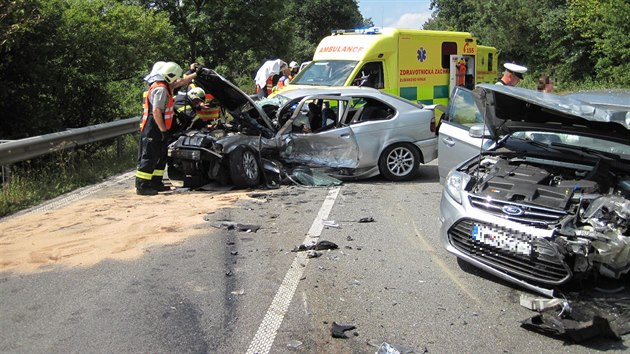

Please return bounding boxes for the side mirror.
[469,124,491,138]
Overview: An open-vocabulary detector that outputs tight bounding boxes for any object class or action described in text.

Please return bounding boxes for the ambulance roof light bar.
[331,27,381,35]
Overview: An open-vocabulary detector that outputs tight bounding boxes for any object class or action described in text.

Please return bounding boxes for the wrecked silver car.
[438,84,630,297]
[167,68,437,188]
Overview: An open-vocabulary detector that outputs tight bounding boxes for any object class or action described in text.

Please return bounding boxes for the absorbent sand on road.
[0,185,252,274]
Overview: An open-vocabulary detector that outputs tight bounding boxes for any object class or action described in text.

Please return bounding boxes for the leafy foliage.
[0,0,177,139]
[426,0,629,87]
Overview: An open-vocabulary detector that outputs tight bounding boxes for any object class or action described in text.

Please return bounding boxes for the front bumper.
[439,190,566,297]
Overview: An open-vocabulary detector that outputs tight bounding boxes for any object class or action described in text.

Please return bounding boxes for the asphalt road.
[1,160,628,353]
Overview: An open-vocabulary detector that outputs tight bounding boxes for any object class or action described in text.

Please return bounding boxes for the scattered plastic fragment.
[210,221,260,233]
[292,240,339,252]
[359,217,375,223]
[519,294,567,311]
[322,220,340,228]
[286,339,303,349]
[376,342,420,354]
[331,322,356,338]
[230,289,245,295]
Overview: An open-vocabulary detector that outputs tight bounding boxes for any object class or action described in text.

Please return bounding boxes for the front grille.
[449,219,570,285]
[469,195,566,226]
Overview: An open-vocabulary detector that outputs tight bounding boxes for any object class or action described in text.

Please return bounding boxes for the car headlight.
[445,170,471,205]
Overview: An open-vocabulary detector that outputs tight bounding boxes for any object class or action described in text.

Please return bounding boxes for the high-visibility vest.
[277,76,289,90]
[196,93,220,121]
[256,76,274,95]
[141,82,174,132]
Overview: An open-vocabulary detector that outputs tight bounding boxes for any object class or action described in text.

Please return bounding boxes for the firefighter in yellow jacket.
[174,87,221,131]
[136,61,191,195]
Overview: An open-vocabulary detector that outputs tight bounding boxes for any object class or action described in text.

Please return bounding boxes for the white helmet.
[289,61,298,69]
[187,87,206,101]
[159,62,183,84]
[150,61,166,75]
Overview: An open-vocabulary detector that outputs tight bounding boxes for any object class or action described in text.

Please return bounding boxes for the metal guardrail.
[0,116,141,165]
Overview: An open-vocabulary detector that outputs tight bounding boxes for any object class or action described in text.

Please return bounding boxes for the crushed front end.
[440,152,630,296]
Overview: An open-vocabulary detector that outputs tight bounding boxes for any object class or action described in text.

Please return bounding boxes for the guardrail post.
[116,136,123,157]
[1,165,9,185]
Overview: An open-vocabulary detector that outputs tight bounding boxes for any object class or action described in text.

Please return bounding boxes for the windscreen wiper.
[550,142,620,160]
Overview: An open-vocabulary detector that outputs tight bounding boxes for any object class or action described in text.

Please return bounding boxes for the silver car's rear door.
[437,87,493,183]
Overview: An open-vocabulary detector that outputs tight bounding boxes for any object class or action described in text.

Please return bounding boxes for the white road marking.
[246,187,340,354]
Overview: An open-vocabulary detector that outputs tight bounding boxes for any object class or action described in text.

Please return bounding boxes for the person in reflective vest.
[195,92,221,125]
[276,63,292,91]
[136,61,189,195]
[254,59,287,98]
[173,87,221,131]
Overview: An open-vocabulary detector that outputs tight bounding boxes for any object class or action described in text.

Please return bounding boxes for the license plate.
[471,224,531,255]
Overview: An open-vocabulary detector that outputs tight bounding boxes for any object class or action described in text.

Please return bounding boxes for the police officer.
[496,63,527,87]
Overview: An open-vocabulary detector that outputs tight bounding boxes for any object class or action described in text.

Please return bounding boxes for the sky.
[357,0,434,29]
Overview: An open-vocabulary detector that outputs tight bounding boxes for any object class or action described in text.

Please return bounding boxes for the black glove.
[161,131,171,142]
[195,65,205,76]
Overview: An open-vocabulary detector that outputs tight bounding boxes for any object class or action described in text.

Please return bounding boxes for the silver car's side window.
[448,89,483,129]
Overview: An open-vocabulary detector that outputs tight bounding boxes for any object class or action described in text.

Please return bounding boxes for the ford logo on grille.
[502,205,524,216]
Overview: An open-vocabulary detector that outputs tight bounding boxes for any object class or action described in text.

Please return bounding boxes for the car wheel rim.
[387,147,414,176]
[243,151,258,180]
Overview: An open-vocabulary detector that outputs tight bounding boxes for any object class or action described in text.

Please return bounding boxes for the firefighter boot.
[150,177,171,192]
[136,178,158,196]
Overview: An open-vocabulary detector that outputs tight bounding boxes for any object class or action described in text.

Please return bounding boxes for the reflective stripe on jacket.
[266,76,273,95]
[197,106,220,121]
[141,82,174,132]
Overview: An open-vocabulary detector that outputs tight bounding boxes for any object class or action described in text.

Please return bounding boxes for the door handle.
[340,133,350,137]
[442,137,455,147]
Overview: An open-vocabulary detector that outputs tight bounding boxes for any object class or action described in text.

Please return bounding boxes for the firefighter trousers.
[136,118,168,189]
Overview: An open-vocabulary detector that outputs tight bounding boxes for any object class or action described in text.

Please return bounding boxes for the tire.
[378,143,420,181]
[229,145,261,188]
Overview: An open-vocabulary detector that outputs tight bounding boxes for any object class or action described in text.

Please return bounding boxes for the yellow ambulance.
[286,27,498,107]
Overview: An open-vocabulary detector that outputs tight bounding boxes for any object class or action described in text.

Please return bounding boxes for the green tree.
[567,0,630,86]
[286,0,368,63]
[0,0,178,139]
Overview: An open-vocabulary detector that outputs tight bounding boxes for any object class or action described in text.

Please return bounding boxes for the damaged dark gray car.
[167,68,438,188]
[438,84,630,297]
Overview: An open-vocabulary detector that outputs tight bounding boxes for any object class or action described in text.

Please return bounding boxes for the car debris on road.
[292,240,339,252]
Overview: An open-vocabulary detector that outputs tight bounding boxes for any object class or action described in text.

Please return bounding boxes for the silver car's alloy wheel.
[229,145,261,188]
[378,143,420,181]
[243,150,259,180]
[387,146,415,176]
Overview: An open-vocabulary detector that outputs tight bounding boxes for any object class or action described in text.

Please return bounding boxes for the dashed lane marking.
[246,187,340,354]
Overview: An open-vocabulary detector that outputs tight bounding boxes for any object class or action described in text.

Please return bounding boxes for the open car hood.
[475,84,630,144]
[193,68,275,132]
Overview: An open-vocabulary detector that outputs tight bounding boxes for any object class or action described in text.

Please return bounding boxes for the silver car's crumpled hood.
[476,84,630,144]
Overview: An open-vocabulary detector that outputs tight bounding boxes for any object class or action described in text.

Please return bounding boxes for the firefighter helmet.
[187,87,206,102]
[289,61,298,69]
[159,62,183,84]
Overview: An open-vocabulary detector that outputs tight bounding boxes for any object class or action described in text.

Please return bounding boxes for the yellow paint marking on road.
[410,219,481,304]
[384,188,481,304]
